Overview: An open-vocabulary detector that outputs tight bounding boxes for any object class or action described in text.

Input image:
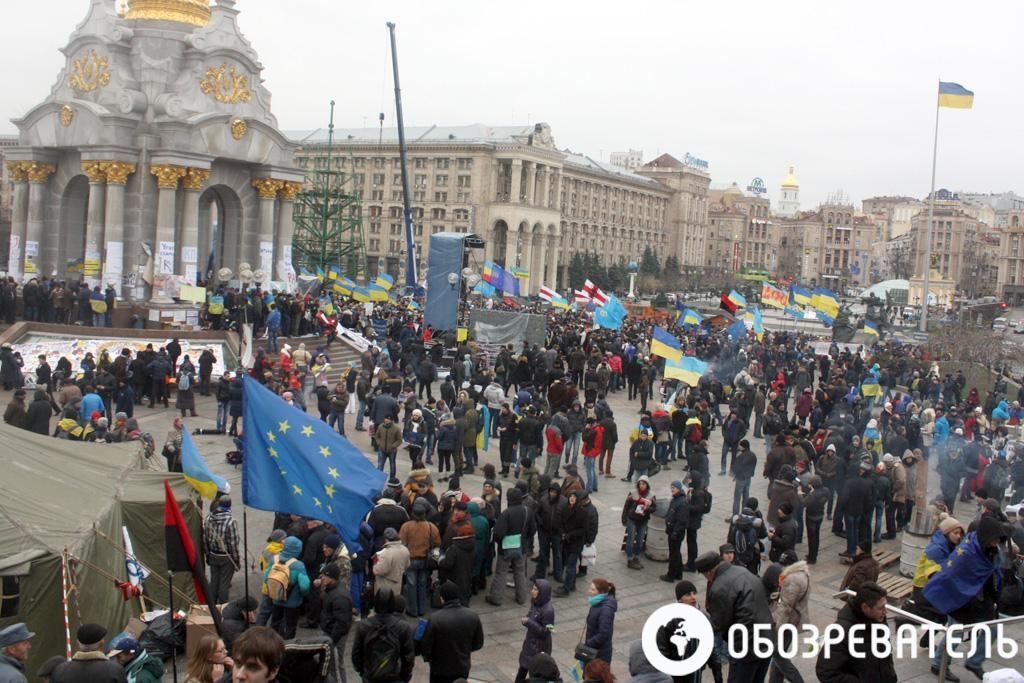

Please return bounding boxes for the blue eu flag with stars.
[241,375,386,548]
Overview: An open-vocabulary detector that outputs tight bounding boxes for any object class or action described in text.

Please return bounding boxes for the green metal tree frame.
[291,101,366,280]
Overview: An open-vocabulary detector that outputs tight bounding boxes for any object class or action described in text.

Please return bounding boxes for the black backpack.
[733,523,759,567]
[363,620,402,683]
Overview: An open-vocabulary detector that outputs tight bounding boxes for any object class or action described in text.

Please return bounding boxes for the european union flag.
[241,376,386,547]
[922,531,998,615]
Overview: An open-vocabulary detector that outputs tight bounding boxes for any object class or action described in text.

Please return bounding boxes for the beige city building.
[706,183,772,275]
[908,206,985,290]
[775,204,878,290]
[998,210,1024,304]
[291,126,711,293]
[0,135,18,264]
[862,195,925,239]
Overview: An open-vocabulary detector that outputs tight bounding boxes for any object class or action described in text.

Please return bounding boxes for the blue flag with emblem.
[241,375,386,548]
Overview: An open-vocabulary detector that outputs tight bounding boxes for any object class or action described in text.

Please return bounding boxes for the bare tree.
[887,242,914,280]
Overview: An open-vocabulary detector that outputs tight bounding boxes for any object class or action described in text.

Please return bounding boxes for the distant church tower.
[777,166,800,217]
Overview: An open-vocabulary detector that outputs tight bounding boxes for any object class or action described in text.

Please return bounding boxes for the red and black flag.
[164,481,222,634]
[719,292,739,315]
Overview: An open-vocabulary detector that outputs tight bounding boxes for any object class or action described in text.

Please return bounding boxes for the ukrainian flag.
[368,285,390,302]
[351,287,371,303]
[651,326,683,361]
[861,376,883,398]
[315,266,325,282]
[727,290,747,309]
[181,430,228,500]
[790,285,812,307]
[327,265,341,280]
[681,308,704,326]
[664,356,708,387]
[863,319,880,337]
[811,287,840,318]
[752,306,764,341]
[375,273,395,290]
[938,81,973,109]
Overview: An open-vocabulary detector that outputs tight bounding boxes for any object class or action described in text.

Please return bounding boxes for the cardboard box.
[186,604,218,659]
[123,617,147,640]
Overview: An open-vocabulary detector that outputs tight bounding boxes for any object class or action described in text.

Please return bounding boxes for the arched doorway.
[492,219,509,267]
[198,184,243,278]
[57,175,88,279]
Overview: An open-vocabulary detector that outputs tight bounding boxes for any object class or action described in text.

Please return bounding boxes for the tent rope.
[67,551,178,610]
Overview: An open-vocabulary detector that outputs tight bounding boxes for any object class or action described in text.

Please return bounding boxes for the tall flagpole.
[920,81,941,333]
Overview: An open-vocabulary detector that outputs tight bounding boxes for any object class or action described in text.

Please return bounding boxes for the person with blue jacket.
[79,385,105,421]
[582,578,618,664]
[265,305,281,353]
[263,536,310,639]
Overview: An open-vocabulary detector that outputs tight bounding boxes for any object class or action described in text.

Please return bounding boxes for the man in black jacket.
[351,588,414,683]
[487,488,536,606]
[51,623,127,683]
[815,581,897,683]
[319,564,353,683]
[421,581,484,683]
[661,480,690,582]
[533,483,566,582]
[732,439,758,516]
[555,490,598,597]
[840,461,876,559]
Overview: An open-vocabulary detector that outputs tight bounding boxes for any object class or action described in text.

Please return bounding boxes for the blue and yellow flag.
[811,287,840,318]
[181,429,228,500]
[860,376,883,398]
[863,319,880,337]
[476,406,491,453]
[938,81,974,109]
[752,306,764,341]
[242,376,386,547]
[922,531,997,615]
[789,285,812,307]
[374,273,395,290]
[351,287,371,303]
[664,356,708,387]
[368,285,390,302]
[651,326,683,361]
[473,280,496,297]
[327,265,341,281]
[315,266,325,282]
[678,308,704,327]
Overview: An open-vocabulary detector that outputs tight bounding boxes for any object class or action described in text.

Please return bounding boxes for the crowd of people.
[3,291,1024,683]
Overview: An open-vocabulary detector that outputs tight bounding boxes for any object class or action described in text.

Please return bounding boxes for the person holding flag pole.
[921,81,973,333]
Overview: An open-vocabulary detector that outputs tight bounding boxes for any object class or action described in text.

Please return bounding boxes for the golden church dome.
[782,166,799,189]
[124,0,210,27]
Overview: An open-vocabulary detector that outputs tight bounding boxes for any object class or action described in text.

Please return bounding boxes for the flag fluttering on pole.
[761,283,788,309]
[811,287,840,318]
[181,430,228,500]
[163,480,207,604]
[122,525,149,589]
[664,356,709,386]
[650,326,683,361]
[863,319,880,337]
[938,81,974,109]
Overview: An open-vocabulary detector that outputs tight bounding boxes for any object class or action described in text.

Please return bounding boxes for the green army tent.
[0,424,202,678]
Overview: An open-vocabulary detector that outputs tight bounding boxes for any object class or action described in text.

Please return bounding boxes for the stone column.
[504,227,519,269]
[252,177,284,281]
[539,166,550,209]
[491,160,503,201]
[547,233,560,290]
[276,182,301,283]
[180,168,210,284]
[81,161,107,288]
[151,164,187,302]
[6,163,28,281]
[99,162,136,297]
[509,159,523,204]
[518,231,532,293]
[23,162,56,278]
[524,161,537,205]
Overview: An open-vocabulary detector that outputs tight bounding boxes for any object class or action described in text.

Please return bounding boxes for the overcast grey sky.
[1,0,1018,207]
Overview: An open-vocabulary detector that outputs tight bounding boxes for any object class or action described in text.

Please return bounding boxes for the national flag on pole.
[728,319,747,343]
[181,430,228,500]
[122,525,148,589]
[538,286,557,302]
[678,308,704,327]
[811,287,840,318]
[583,279,599,297]
[327,265,341,280]
[650,326,683,361]
[574,290,592,304]
[374,273,395,290]
[789,285,812,307]
[863,319,880,337]
[761,283,789,309]
[720,290,746,314]
[752,306,764,341]
[550,296,571,310]
[938,81,974,109]
[664,356,709,387]
[164,480,207,603]
[241,375,386,548]
[473,280,496,297]
[591,288,609,306]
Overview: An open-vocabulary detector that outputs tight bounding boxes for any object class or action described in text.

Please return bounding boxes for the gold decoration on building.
[99,161,137,185]
[24,162,57,184]
[60,105,74,127]
[68,50,112,93]
[81,161,107,183]
[124,0,211,27]
[151,164,187,189]
[6,161,29,183]
[278,182,303,201]
[182,167,211,191]
[251,177,284,200]
[200,63,252,104]
[230,118,248,140]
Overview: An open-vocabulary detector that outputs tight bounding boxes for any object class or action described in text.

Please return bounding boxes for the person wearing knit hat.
[674,579,698,602]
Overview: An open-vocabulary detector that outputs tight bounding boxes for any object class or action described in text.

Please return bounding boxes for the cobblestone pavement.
[129,376,1022,683]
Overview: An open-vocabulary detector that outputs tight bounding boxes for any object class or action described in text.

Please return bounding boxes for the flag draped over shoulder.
[922,531,997,615]
[752,306,764,341]
[938,81,974,109]
[664,357,708,387]
[181,430,228,500]
[650,326,683,361]
[241,376,386,547]
[860,376,883,397]
[477,406,491,453]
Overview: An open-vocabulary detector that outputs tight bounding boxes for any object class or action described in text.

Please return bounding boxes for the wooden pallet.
[840,548,900,568]
[874,572,914,601]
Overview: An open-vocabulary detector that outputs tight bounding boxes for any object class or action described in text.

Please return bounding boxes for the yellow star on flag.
[327,504,334,514]
[328,466,340,479]
[320,445,331,458]
[279,420,291,434]
[956,548,965,556]
[266,431,276,442]
[325,484,336,498]
[313,497,322,508]
[302,425,314,437]
[268,447,278,458]
[292,484,303,496]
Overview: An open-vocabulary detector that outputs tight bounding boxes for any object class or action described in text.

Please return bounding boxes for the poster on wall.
[105,241,124,295]
[23,240,38,274]
[259,241,273,275]
[8,235,20,279]
[157,241,175,275]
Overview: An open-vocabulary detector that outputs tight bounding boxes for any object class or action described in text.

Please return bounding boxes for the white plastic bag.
[581,543,597,567]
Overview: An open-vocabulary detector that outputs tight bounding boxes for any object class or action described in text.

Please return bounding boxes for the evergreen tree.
[641,245,661,276]
[567,252,586,290]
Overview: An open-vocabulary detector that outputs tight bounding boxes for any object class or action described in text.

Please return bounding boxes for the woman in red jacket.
[581,417,604,493]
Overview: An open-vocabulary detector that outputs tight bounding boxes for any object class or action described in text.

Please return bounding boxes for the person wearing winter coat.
[768,503,798,563]
[535,484,566,582]
[557,491,598,596]
[683,474,710,572]
[23,388,53,435]
[622,476,656,571]
[461,397,480,475]
[421,580,485,681]
[488,488,536,606]
[769,559,811,683]
[372,527,410,597]
[583,579,618,664]
[731,439,758,516]
[515,579,555,683]
[802,476,829,564]
[815,582,897,683]
[626,638,672,683]
[627,428,655,482]
[840,541,879,592]
[661,481,690,582]
[438,521,476,606]
[398,499,441,618]
[350,588,415,683]
[262,536,310,640]
[497,404,519,476]
[228,374,244,436]
[840,462,876,558]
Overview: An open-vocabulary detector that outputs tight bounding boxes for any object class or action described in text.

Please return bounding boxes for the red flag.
[163,480,206,603]
[720,293,739,315]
